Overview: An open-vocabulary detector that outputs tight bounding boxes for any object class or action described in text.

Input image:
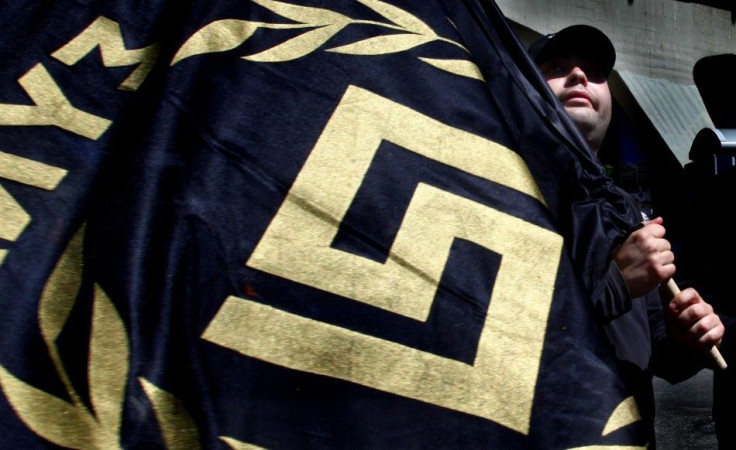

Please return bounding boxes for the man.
[529,25,725,446]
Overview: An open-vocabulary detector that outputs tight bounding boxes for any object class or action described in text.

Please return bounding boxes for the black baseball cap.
[528,25,616,78]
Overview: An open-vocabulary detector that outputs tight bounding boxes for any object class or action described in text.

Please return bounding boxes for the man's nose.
[567,65,588,85]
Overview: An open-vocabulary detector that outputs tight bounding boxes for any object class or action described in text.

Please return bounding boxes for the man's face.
[538,53,612,153]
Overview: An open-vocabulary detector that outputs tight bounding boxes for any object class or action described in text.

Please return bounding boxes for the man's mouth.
[561,90,593,106]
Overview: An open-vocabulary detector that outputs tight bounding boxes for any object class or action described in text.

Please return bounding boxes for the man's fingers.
[669,287,704,311]
[639,222,667,240]
[671,296,724,347]
[653,264,676,283]
[642,216,664,226]
[693,318,725,348]
[649,250,675,267]
[649,250,676,281]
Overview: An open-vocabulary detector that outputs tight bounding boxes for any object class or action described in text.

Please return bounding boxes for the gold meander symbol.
[203,85,560,435]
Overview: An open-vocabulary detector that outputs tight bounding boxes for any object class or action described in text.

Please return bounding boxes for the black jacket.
[596,262,710,447]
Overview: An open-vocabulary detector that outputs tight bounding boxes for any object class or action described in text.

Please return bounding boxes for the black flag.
[0,0,646,447]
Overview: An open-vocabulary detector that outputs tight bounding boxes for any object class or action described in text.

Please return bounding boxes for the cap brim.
[530,25,616,77]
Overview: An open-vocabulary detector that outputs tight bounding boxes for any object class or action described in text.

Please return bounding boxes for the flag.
[0,0,647,448]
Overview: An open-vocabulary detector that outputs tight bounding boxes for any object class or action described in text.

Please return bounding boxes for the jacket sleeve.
[592,261,634,321]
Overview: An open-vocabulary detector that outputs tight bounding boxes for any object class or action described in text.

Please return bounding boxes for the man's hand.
[661,286,724,351]
[614,217,675,298]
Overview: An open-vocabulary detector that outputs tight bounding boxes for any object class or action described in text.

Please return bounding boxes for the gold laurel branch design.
[0,283,128,448]
[0,364,99,448]
[251,0,348,26]
[220,436,268,449]
[172,0,481,80]
[172,20,264,66]
[326,32,434,55]
[139,377,201,449]
[356,0,434,35]
[0,224,129,448]
[172,21,316,66]
[244,23,349,62]
[418,57,484,81]
[172,0,351,65]
[38,225,86,400]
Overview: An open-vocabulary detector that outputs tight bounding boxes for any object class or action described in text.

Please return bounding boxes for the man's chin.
[564,105,595,116]
[562,110,609,152]
[564,109,597,128]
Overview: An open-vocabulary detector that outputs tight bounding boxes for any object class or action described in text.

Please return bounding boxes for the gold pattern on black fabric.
[565,397,645,449]
[0,226,128,448]
[602,396,643,436]
[203,86,569,435]
[0,151,67,266]
[0,4,646,445]
[0,225,204,448]
[0,15,159,144]
[171,0,483,80]
[52,16,160,91]
[140,378,202,449]
[220,436,268,449]
[0,14,158,263]
[0,64,112,139]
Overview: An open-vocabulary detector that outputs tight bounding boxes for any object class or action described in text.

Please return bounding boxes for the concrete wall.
[495,0,736,85]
